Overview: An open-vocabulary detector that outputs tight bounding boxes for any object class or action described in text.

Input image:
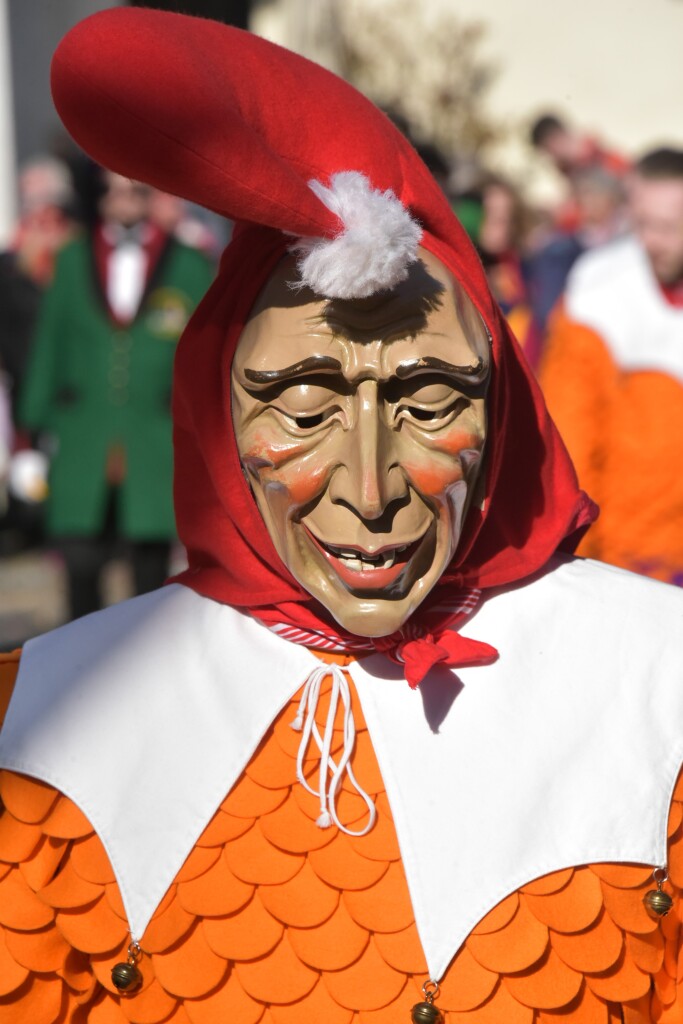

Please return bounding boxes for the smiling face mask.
[232,248,490,637]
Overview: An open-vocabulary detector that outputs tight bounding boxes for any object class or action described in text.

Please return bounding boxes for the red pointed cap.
[52,8,342,237]
[51,6,441,298]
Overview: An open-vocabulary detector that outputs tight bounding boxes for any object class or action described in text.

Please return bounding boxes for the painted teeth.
[339,553,395,571]
[331,544,411,571]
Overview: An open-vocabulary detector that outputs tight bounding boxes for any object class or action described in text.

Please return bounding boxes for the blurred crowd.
[2,107,683,642]
[422,112,632,365]
[411,112,683,588]
[0,152,221,638]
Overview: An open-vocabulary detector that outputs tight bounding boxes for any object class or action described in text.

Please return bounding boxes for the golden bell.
[111,961,142,993]
[644,888,674,919]
[411,1000,444,1024]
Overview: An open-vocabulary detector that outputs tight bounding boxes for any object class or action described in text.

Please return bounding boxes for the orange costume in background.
[540,235,683,584]
[2,646,683,1024]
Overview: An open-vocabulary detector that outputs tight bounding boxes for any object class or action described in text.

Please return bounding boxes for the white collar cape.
[1,555,683,982]
[565,234,683,382]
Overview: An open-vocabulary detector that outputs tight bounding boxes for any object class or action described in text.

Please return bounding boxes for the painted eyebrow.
[243,356,343,385]
[243,354,488,387]
[395,356,488,381]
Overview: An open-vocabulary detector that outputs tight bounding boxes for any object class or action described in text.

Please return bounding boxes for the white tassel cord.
[290,664,377,837]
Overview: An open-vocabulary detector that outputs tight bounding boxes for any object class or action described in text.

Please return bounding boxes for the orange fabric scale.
[540,316,683,584]
[0,649,682,1023]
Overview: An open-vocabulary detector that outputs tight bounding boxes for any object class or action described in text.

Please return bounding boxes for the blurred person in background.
[412,140,453,198]
[0,155,76,422]
[539,147,683,584]
[530,112,629,231]
[475,175,538,366]
[148,187,227,260]
[454,175,538,367]
[0,156,77,551]
[526,165,628,334]
[530,112,628,176]
[19,169,214,619]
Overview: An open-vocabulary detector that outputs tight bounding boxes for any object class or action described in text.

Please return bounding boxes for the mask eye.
[293,413,325,429]
[407,407,440,422]
[401,396,470,427]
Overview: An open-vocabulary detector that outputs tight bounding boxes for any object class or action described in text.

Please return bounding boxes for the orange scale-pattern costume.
[1,649,683,1022]
[539,314,683,585]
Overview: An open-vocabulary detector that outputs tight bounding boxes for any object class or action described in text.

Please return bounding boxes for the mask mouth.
[324,540,417,571]
[303,527,429,593]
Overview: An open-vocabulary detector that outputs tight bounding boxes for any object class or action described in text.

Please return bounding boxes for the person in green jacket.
[19,170,214,620]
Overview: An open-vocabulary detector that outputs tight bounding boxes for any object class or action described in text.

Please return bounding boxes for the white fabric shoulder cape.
[565,234,683,382]
[1,555,683,981]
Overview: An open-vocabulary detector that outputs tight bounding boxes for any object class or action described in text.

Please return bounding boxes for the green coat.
[19,233,213,539]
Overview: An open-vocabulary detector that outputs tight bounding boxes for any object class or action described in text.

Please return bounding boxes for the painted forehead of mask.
[233,247,492,387]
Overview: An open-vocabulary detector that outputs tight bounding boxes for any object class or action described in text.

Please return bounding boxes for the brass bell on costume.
[644,888,674,918]
[411,981,443,1023]
[643,868,674,919]
[111,962,142,992]
[411,1001,443,1024]
[111,941,143,993]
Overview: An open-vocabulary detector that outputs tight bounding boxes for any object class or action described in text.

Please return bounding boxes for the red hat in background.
[51,8,595,646]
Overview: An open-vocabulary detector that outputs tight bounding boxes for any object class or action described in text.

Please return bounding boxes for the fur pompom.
[289,171,422,299]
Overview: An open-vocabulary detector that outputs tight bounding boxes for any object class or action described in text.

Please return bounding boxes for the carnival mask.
[232,248,490,637]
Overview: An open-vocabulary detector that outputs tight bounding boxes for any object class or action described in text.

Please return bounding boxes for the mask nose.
[328,380,407,521]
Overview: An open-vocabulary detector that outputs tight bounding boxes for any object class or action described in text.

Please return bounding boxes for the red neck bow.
[257,587,497,689]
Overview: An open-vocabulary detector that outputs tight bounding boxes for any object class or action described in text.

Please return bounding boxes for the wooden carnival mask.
[232,248,490,637]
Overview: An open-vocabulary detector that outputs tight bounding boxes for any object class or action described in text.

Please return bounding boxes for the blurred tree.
[334,0,501,161]
[251,0,344,74]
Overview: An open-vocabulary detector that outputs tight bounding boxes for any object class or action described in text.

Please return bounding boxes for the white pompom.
[290,171,422,299]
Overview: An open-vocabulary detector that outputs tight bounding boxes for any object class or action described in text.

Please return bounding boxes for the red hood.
[49,6,595,634]
[170,220,595,628]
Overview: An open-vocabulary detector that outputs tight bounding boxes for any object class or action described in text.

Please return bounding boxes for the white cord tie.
[290,664,377,837]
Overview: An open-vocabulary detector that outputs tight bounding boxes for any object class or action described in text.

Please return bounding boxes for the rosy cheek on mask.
[277,456,331,505]
[251,453,328,511]
[402,459,464,498]
[241,433,308,471]
[430,427,484,459]
[243,430,331,507]
[403,421,485,495]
